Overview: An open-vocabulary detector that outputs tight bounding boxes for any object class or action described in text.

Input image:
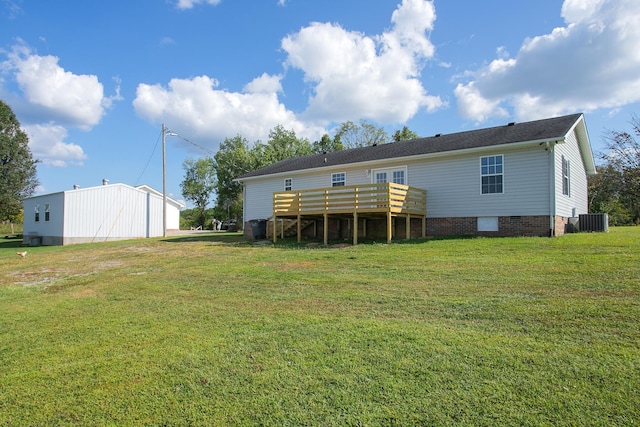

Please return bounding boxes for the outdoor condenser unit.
[578,213,609,232]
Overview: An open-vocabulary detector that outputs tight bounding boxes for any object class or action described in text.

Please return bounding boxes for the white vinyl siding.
[554,129,588,217]
[407,147,550,218]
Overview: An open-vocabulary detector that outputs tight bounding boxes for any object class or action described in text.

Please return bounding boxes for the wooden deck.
[271,183,426,244]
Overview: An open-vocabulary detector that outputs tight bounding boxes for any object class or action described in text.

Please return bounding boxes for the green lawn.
[1,229,638,426]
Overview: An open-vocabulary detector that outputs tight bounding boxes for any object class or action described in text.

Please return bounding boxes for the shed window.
[35,204,40,222]
[284,178,292,191]
[481,155,504,194]
[332,172,346,187]
[44,203,50,222]
[562,156,570,196]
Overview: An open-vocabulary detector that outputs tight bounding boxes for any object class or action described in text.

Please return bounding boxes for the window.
[562,156,570,196]
[44,203,50,222]
[35,204,40,222]
[372,167,407,185]
[284,178,292,191]
[481,155,503,194]
[375,172,387,184]
[332,172,346,187]
[392,170,405,185]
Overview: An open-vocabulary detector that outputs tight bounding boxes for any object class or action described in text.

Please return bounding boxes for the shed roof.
[239,113,592,180]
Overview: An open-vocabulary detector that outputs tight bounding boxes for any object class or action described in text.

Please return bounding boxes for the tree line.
[588,114,640,225]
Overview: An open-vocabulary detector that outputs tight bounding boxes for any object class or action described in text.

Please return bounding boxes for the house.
[237,113,596,243]
[22,181,185,246]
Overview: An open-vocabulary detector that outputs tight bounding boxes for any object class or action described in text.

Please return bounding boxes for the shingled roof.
[239,113,585,180]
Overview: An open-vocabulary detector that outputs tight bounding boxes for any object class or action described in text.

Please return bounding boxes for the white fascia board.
[565,114,596,175]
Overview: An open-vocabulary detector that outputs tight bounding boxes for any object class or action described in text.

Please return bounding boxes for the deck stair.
[271,218,315,238]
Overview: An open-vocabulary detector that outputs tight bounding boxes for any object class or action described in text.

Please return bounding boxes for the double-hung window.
[35,204,40,222]
[284,178,292,191]
[481,155,504,194]
[44,203,50,222]
[562,156,570,196]
[332,172,346,187]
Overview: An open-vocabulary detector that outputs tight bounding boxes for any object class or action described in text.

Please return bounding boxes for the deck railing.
[273,183,426,217]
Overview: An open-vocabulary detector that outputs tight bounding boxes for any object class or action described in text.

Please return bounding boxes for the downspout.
[547,141,556,237]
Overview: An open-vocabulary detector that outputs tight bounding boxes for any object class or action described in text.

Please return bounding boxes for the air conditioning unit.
[578,213,609,232]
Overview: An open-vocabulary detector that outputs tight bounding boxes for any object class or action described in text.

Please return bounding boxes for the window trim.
[284,178,292,192]
[371,166,408,185]
[480,154,504,195]
[331,172,346,187]
[562,155,570,196]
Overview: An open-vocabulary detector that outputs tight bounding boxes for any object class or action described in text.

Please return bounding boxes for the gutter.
[547,141,556,236]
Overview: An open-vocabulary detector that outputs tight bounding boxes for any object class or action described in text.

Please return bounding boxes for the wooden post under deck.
[323,213,328,245]
[353,211,358,245]
[406,214,411,240]
[297,214,301,243]
[273,216,277,243]
[387,211,392,244]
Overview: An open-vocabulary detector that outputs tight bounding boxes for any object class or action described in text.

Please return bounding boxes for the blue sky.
[1,0,639,207]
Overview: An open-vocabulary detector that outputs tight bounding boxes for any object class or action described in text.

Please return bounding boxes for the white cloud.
[1,42,119,167]
[134,0,443,147]
[2,43,112,129]
[243,73,283,94]
[175,0,221,9]
[454,0,640,123]
[133,75,324,145]
[23,124,87,167]
[281,0,444,124]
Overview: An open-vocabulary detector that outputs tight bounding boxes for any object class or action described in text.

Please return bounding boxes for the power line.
[135,130,162,186]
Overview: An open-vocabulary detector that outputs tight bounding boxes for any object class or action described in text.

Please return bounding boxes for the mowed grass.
[0,229,638,426]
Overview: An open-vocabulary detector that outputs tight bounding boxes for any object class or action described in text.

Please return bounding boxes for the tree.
[312,133,344,153]
[262,125,313,163]
[592,114,640,224]
[334,119,388,149]
[180,157,217,227]
[0,100,39,223]
[392,126,419,142]
[214,135,256,220]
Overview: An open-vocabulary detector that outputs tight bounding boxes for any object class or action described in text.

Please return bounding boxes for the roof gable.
[239,113,590,180]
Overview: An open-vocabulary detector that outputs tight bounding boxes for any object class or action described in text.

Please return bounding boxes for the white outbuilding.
[22,181,185,246]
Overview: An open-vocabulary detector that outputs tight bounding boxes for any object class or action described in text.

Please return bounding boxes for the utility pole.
[162,123,167,238]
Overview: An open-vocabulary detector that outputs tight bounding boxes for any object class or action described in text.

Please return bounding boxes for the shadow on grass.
[267,234,481,249]
[0,236,25,249]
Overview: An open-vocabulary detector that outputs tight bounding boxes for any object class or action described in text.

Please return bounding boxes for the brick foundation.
[267,215,569,241]
[427,216,557,237]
